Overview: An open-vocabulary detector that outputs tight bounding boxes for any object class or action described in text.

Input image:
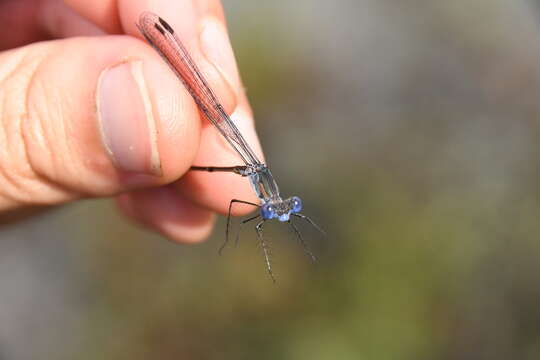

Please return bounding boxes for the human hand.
[0,0,263,242]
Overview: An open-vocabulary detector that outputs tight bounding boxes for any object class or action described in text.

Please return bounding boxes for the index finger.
[63,0,227,34]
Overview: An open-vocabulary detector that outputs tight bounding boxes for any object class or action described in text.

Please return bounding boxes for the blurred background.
[2,0,540,359]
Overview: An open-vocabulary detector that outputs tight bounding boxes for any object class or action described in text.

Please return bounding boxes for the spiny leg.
[235,214,261,247]
[288,220,317,262]
[292,213,326,237]
[220,199,259,255]
[255,220,275,283]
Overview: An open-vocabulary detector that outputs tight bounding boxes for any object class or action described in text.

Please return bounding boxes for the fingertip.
[196,0,228,23]
[117,186,216,244]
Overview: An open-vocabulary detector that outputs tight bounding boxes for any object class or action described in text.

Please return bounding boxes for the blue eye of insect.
[291,196,302,213]
[261,203,276,219]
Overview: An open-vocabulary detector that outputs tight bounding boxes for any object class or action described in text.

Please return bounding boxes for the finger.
[116,186,215,243]
[63,0,122,34]
[63,0,213,34]
[63,0,225,33]
[0,35,206,212]
[195,0,227,22]
[0,0,50,50]
[0,0,104,50]
[64,0,263,215]
[40,0,105,37]
[132,2,263,215]
[175,103,261,217]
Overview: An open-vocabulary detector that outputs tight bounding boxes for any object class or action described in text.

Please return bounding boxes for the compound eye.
[291,196,302,213]
[261,204,276,219]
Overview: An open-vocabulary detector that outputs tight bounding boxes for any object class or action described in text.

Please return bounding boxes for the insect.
[137,12,324,281]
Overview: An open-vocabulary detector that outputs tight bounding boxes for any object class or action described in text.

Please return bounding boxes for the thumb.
[0,35,214,213]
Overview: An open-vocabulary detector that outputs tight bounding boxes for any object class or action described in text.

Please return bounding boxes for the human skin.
[0,0,263,242]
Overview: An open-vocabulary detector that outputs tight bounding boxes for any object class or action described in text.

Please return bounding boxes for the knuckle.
[0,44,76,207]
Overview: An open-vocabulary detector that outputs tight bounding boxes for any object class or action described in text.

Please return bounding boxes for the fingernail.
[200,17,241,94]
[97,60,161,175]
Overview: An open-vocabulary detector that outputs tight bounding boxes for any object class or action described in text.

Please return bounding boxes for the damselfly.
[137,12,324,281]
